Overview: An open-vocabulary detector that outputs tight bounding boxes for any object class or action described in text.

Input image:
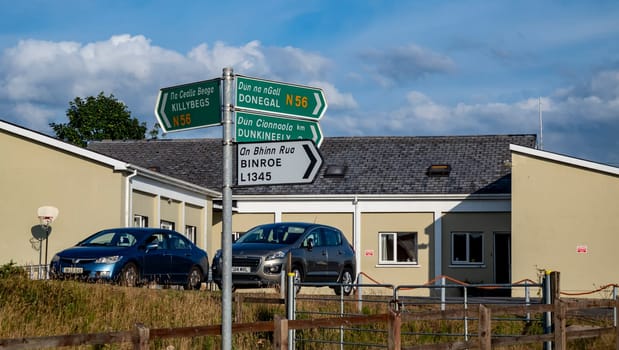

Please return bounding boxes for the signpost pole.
[221,67,234,350]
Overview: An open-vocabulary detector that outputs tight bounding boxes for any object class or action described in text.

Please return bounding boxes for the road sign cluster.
[154,73,327,186]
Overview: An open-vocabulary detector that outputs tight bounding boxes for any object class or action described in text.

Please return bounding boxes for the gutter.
[128,165,221,197]
[124,169,138,226]
[229,193,512,201]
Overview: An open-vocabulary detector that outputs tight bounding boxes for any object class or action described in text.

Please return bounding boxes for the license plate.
[62,267,83,274]
[231,266,250,273]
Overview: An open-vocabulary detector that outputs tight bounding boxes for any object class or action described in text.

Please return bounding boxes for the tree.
[50,92,147,147]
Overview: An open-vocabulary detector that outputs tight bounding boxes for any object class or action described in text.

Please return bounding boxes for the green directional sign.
[236,75,327,120]
[155,79,221,133]
[235,112,323,146]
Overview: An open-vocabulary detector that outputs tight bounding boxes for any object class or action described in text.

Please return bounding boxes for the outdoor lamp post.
[36,206,59,279]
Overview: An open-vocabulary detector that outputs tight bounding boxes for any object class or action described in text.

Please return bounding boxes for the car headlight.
[266,251,286,261]
[95,256,122,264]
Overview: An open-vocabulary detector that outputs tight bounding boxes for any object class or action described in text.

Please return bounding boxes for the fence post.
[463,286,468,341]
[543,270,560,350]
[273,315,289,350]
[286,272,296,350]
[133,323,149,350]
[525,279,531,322]
[613,286,617,327]
[387,310,401,350]
[235,294,244,322]
[441,276,446,311]
[357,273,363,313]
[615,296,619,350]
[553,300,567,350]
[478,304,491,350]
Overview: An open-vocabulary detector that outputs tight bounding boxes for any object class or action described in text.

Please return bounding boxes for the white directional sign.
[237,140,323,186]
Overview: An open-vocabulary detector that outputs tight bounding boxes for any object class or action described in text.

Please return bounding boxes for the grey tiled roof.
[88,134,536,196]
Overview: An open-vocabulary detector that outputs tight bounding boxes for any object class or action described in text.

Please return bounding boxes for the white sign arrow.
[236,140,323,186]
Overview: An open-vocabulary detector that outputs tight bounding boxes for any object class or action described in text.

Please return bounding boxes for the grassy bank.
[0,263,615,349]
[0,263,266,349]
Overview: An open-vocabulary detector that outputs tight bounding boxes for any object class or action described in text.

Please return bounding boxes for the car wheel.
[335,268,354,296]
[119,263,139,287]
[292,267,302,294]
[187,266,203,290]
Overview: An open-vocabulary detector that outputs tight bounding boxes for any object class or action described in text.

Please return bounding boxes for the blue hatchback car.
[49,227,209,289]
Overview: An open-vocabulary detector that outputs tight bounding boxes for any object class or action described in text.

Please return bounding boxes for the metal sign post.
[221,67,234,350]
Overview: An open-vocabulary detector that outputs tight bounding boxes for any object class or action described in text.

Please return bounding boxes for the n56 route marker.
[155,79,221,133]
[236,75,327,120]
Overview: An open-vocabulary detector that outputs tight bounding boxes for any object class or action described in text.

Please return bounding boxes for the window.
[185,225,197,243]
[133,215,148,227]
[324,228,342,246]
[232,231,243,242]
[160,220,175,230]
[379,232,418,264]
[169,235,190,250]
[452,232,483,264]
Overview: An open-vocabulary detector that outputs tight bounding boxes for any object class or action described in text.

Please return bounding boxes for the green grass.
[0,263,615,349]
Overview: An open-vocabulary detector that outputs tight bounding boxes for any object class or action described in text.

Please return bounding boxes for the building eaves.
[2,119,128,171]
[510,144,619,176]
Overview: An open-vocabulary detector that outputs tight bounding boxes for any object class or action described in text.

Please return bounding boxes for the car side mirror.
[306,238,314,251]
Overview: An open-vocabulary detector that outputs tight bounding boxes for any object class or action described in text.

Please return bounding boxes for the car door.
[142,233,172,283]
[167,234,194,283]
[301,228,329,282]
[323,227,344,282]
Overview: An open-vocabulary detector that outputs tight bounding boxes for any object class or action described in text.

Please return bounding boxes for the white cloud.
[0,35,336,132]
[311,81,357,110]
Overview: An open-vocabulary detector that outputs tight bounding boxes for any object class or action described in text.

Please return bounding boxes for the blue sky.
[1,0,618,165]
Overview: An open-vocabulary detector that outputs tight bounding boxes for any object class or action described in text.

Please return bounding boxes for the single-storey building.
[1,120,220,271]
[510,145,619,296]
[3,118,617,296]
[89,134,537,294]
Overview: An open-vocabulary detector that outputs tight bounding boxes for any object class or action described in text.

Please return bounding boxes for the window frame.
[185,225,197,243]
[160,220,175,230]
[133,214,148,228]
[378,231,419,265]
[451,231,484,265]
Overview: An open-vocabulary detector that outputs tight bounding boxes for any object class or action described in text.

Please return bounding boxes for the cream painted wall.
[512,152,619,296]
[1,131,125,266]
[441,212,510,285]
[160,197,180,228]
[185,204,202,228]
[132,190,156,225]
[360,212,434,296]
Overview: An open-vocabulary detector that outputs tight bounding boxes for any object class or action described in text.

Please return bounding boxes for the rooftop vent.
[147,166,161,172]
[324,165,347,177]
[426,164,451,177]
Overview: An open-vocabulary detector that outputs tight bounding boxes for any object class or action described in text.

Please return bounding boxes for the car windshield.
[78,231,138,247]
[236,225,306,244]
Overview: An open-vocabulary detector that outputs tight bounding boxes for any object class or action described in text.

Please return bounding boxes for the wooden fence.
[1,296,617,350]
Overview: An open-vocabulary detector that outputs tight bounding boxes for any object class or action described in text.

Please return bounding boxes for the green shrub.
[0,261,27,279]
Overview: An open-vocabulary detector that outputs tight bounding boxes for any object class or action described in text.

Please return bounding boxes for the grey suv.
[211,222,356,295]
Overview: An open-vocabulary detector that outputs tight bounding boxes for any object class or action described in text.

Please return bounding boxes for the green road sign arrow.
[236,75,327,120]
[155,79,221,133]
[235,112,323,146]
